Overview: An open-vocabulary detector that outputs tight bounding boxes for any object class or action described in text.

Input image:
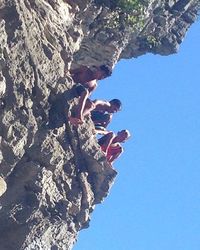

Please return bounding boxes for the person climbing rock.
[70,65,112,84]
[98,129,131,164]
[69,81,97,125]
[70,98,121,127]
[91,99,121,130]
[69,65,112,125]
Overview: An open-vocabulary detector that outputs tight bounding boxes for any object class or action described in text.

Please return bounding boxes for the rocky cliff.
[0,0,199,249]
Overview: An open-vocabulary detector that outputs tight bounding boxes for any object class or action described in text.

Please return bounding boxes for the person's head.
[109,99,122,113]
[93,65,112,80]
[116,129,131,143]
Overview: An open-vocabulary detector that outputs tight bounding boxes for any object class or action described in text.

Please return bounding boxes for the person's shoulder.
[102,100,111,106]
[87,79,97,86]
[93,99,107,105]
[100,101,111,109]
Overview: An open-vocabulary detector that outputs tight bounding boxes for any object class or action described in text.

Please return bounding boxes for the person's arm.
[84,79,97,94]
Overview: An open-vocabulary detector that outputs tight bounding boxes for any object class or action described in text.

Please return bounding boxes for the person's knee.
[107,131,114,138]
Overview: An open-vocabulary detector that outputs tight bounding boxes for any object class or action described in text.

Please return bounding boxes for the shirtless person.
[70,97,121,127]
[69,65,112,125]
[98,130,131,164]
[70,65,112,84]
[91,99,121,132]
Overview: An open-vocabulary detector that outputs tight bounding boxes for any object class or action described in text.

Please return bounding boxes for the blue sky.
[74,20,200,250]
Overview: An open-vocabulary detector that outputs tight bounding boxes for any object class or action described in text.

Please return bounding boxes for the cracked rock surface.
[0,0,199,249]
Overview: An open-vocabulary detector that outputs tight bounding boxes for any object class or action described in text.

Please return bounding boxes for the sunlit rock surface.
[0,0,199,249]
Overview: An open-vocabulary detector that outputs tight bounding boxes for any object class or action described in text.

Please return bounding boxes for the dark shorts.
[98,135,108,146]
[91,111,111,126]
[98,132,114,147]
[74,84,87,97]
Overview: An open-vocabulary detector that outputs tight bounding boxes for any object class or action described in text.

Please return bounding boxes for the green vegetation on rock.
[94,0,148,30]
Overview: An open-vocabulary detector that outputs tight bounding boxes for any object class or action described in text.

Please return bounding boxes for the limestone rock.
[0,176,7,197]
[0,0,199,249]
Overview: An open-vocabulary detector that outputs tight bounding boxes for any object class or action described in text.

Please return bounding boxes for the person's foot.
[69,116,83,126]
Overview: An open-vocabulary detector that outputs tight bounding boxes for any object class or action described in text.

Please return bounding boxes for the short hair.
[109,99,122,110]
[99,65,112,77]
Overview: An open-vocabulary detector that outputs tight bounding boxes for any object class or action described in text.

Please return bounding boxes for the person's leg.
[75,89,89,121]
[91,112,112,128]
[69,89,89,125]
[82,99,95,117]
[102,113,112,128]
[98,132,115,153]
[107,146,123,163]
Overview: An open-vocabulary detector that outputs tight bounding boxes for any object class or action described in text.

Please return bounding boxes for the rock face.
[0,0,199,249]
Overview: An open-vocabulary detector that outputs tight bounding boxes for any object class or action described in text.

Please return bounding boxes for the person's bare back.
[70,66,94,84]
[91,99,122,129]
[70,65,112,84]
